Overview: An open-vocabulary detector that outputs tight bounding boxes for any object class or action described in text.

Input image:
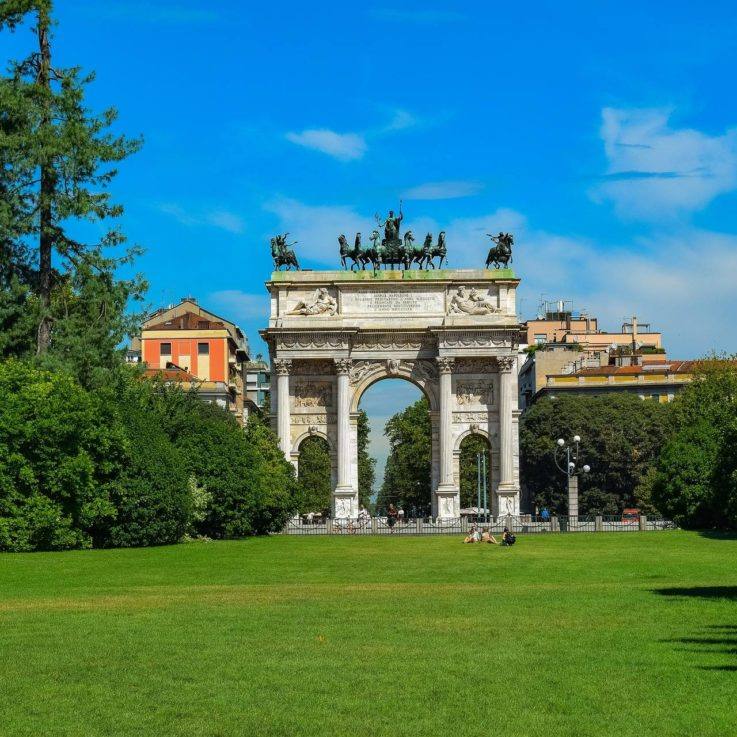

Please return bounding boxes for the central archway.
[358,377,433,517]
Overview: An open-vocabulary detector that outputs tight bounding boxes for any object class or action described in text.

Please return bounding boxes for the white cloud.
[594,107,737,219]
[402,180,484,200]
[207,210,245,234]
[285,129,367,161]
[383,109,417,132]
[265,196,737,356]
[158,203,245,234]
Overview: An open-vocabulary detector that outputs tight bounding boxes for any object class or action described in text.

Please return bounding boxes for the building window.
[534,334,546,345]
[198,342,209,355]
[198,321,209,329]
[160,342,171,356]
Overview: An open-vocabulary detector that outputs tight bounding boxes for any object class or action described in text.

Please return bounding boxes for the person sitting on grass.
[482,529,499,544]
[501,527,516,546]
[464,524,482,543]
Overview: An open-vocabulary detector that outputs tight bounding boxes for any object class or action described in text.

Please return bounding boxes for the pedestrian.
[387,504,398,532]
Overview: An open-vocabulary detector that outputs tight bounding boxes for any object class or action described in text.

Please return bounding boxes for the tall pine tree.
[0,1,143,355]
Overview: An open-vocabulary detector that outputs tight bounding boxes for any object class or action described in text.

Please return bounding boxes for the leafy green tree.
[377,397,432,515]
[459,434,490,509]
[0,1,143,354]
[295,436,332,514]
[357,409,375,509]
[99,371,192,547]
[520,393,671,515]
[0,359,124,551]
[241,414,298,533]
[652,358,737,528]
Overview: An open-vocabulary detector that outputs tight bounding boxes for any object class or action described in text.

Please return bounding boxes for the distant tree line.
[520,360,737,528]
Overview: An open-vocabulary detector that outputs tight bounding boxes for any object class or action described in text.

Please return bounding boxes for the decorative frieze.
[447,286,500,315]
[454,358,497,374]
[456,380,494,406]
[278,333,347,350]
[292,414,335,425]
[453,411,489,423]
[294,382,333,407]
[287,288,338,316]
[291,359,335,375]
[351,332,436,351]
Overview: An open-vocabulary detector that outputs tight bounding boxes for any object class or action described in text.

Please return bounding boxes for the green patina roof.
[270,268,517,282]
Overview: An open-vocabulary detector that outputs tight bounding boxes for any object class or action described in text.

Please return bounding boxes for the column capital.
[334,358,352,375]
[496,355,516,373]
[274,358,292,376]
[436,356,455,374]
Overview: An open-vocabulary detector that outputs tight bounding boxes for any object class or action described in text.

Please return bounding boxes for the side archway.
[294,434,335,515]
[455,431,491,512]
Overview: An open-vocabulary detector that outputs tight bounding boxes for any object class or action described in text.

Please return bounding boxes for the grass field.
[1,531,736,737]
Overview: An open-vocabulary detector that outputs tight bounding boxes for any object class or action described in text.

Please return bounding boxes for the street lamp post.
[554,435,590,519]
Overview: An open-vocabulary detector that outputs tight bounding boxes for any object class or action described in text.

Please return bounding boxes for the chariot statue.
[337,205,448,271]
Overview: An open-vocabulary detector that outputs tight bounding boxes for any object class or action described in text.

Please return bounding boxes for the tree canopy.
[377,397,432,515]
[520,393,671,515]
[651,359,737,528]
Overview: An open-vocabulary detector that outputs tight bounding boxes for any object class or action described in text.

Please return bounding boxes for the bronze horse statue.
[485,232,513,269]
[339,232,371,271]
[271,234,300,271]
[417,231,447,269]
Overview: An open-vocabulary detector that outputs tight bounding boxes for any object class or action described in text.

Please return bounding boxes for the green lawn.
[1,532,735,737]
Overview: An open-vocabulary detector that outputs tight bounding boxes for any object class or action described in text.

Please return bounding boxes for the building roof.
[144,311,227,332]
[557,360,718,378]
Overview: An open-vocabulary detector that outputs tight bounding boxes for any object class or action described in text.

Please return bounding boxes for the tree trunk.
[36,9,53,355]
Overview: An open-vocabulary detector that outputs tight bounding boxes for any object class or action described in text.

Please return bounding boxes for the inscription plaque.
[342,290,443,315]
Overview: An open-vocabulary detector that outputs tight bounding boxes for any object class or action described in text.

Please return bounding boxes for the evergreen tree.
[0,1,143,354]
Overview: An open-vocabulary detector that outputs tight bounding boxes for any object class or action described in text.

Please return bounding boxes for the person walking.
[387,504,398,533]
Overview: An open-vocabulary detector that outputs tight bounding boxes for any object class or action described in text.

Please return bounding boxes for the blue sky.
[4,1,737,480]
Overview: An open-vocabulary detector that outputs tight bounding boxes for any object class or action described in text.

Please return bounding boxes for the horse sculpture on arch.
[271,234,300,271]
[485,232,513,269]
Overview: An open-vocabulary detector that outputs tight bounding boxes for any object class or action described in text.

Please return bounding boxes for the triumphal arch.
[261,266,522,519]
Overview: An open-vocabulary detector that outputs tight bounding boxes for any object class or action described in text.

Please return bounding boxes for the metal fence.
[283,515,676,535]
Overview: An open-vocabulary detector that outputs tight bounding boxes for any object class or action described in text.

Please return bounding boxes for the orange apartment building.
[136,297,250,422]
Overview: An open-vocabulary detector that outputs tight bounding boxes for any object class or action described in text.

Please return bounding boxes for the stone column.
[274,359,292,461]
[333,358,356,518]
[436,357,459,518]
[497,355,519,514]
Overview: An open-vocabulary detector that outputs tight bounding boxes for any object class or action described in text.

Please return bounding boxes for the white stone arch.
[454,426,490,449]
[291,430,337,489]
[349,365,439,414]
[263,269,522,519]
